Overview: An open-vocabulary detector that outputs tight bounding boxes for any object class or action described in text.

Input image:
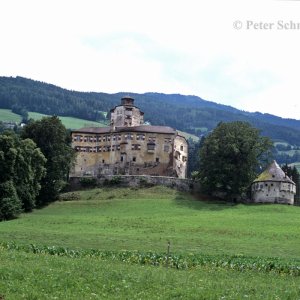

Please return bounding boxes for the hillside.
[1,76,300,146]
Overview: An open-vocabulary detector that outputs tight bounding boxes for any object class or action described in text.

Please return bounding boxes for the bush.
[59,192,81,201]
[79,177,97,188]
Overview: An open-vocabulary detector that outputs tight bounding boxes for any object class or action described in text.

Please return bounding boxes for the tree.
[0,132,46,219]
[198,121,273,200]
[22,116,75,204]
[13,138,46,211]
[281,164,300,203]
[0,180,22,221]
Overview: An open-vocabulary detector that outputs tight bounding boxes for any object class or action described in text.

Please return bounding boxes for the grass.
[1,247,300,299]
[28,112,106,129]
[177,130,199,142]
[2,186,300,298]
[1,186,300,259]
[0,109,22,122]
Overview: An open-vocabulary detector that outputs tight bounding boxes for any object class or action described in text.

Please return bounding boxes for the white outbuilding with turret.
[251,160,296,205]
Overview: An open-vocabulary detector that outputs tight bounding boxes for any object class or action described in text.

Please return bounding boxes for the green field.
[1,186,300,298]
[28,111,106,129]
[0,109,22,122]
[178,130,199,142]
[1,247,300,300]
[1,186,300,257]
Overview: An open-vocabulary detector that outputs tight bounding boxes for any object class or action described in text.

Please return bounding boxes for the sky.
[1,0,300,119]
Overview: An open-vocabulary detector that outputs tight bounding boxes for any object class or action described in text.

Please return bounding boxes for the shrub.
[79,177,97,188]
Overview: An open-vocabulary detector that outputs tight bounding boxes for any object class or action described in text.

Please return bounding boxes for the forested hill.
[1,76,300,145]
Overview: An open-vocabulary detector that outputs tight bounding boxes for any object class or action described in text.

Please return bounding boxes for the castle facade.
[70,96,188,178]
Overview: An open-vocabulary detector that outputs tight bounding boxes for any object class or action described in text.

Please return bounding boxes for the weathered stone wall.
[251,181,295,205]
[173,135,188,178]
[69,175,201,193]
[71,131,182,177]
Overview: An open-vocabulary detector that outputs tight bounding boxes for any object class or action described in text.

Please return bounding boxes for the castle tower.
[110,96,144,128]
[251,160,296,204]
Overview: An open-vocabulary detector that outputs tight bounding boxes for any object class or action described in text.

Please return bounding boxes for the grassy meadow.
[1,186,300,258]
[1,186,300,298]
[1,247,300,300]
[0,109,22,122]
[28,111,106,129]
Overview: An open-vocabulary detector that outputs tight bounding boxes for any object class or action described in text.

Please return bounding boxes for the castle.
[70,96,188,178]
[251,160,296,204]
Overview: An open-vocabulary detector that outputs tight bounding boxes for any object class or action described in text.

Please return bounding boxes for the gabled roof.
[253,160,295,184]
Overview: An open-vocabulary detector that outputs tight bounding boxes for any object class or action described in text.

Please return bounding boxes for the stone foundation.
[68,175,201,193]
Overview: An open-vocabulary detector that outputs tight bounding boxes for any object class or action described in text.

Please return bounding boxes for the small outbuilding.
[251,160,296,205]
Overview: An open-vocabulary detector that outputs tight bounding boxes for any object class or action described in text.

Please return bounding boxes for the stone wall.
[68,175,201,193]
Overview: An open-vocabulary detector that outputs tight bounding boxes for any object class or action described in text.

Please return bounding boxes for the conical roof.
[253,160,295,184]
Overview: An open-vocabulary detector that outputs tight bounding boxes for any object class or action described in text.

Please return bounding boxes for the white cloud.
[0,0,300,119]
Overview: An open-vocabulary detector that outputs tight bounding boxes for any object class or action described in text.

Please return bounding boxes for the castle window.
[132,144,141,150]
[156,157,159,163]
[164,145,170,152]
[182,156,187,162]
[133,157,136,162]
[121,156,124,162]
[180,145,184,151]
[137,134,145,141]
[147,142,155,151]
[74,135,82,142]
[97,136,102,142]
[148,137,156,142]
[102,160,105,163]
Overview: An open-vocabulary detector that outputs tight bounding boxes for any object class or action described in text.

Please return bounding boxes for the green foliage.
[2,242,300,276]
[282,163,300,202]
[0,181,22,220]
[79,177,98,188]
[198,121,273,199]
[0,132,46,215]
[13,138,46,211]
[22,116,75,204]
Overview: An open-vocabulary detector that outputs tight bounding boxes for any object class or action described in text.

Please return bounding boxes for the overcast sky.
[1,0,300,119]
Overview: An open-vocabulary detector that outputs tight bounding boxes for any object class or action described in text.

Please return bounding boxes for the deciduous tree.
[22,116,75,204]
[198,121,273,200]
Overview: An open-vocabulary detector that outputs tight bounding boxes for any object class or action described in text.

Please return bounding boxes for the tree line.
[2,76,300,147]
